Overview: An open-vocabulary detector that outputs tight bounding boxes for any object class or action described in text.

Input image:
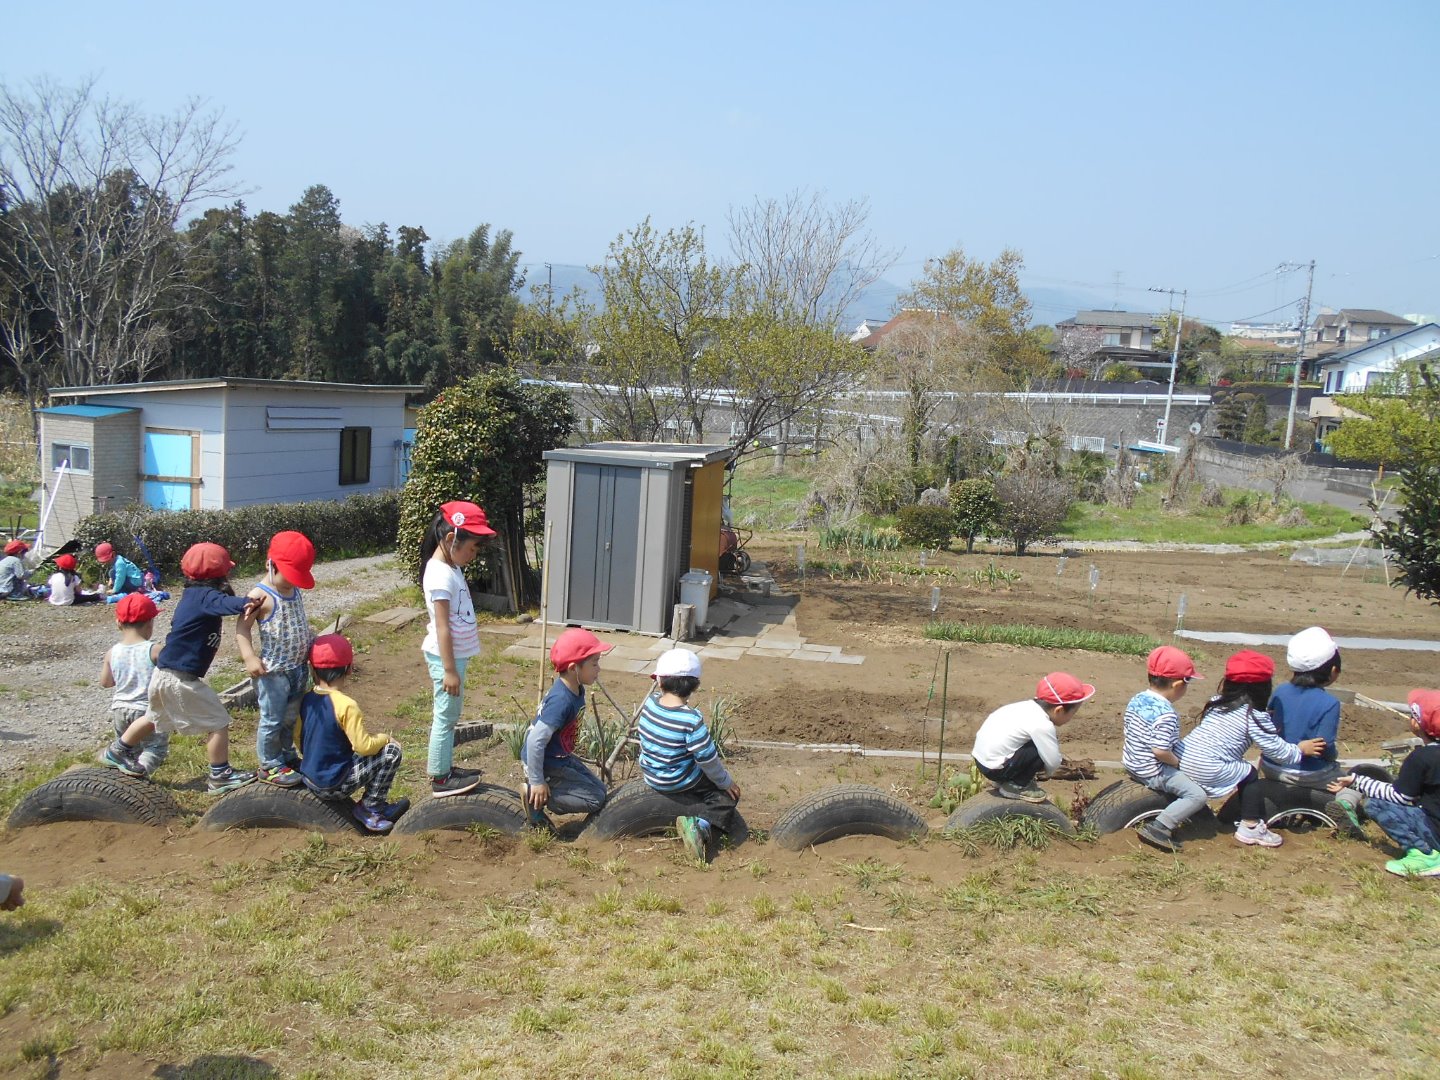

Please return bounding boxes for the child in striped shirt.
[638,649,741,863]
[1122,646,1207,853]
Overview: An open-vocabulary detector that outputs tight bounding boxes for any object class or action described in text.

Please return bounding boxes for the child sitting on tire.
[1178,650,1327,849]
[1328,689,1440,878]
[98,593,169,777]
[637,649,741,863]
[972,672,1095,803]
[522,628,614,830]
[1122,646,1208,853]
[296,634,408,833]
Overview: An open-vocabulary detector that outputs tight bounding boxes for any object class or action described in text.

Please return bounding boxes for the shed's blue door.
[142,430,199,511]
[567,464,641,627]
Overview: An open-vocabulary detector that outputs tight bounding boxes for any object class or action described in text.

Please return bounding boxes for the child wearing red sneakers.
[98,593,169,776]
[522,627,614,829]
[1329,690,1440,878]
[103,542,261,793]
[971,671,1095,802]
[296,634,408,833]
[236,531,317,788]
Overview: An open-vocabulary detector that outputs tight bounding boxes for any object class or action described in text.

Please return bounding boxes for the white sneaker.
[1234,820,1283,848]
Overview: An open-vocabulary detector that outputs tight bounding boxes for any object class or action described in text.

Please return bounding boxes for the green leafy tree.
[397,369,574,608]
[1328,381,1440,466]
[429,224,524,390]
[896,503,956,549]
[1375,460,1440,604]
[1214,392,1255,440]
[948,477,997,553]
[1242,395,1270,444]
[1154,314,1222,384]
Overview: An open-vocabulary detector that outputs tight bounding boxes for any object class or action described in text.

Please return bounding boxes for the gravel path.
[0,554,409,776]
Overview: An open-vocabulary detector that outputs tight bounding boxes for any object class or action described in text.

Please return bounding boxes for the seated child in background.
[637,649,741,863]
[236,531,317,788]
[296,634,408,833]
[522,627,613,829]
[0,874,23,911]
[103,543,260,794]
[1329,689,1440,878]
[98,593,169,776]
[1122,646,1208,853]
[94,542,144,601]
[1262,626,1364,837]
[1178,650,1326,849]
[1,540,44,600]
[971,671,1095,802]
[47,554,103,606]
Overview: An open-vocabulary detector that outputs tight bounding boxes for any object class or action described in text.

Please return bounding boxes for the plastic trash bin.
[678,569,713,628]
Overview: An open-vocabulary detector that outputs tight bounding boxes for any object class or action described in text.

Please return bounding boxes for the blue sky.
[8,0,1439,324]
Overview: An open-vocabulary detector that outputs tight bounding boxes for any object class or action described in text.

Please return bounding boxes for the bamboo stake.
[935,650,951,791]
[536,518,554,707]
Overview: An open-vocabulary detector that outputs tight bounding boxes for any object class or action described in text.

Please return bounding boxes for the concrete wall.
[39,411,141,546]
[1192,440,1381,513]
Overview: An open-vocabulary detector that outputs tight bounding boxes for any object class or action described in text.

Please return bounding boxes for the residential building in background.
[1306,308,1414,356]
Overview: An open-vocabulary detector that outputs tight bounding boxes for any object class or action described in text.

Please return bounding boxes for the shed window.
[51,442,91,473]
[339,427,371,485]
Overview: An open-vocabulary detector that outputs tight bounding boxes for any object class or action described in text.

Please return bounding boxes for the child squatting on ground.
[1328,689,1440,878]
[420,501,493,799]
[971,672,1095,802]
[236,531,317,788]
[296,634,409,833]
[523,628,613,829]
[103,542,262,793]
[1178,650,1327,849]
[47,554,103,607]
[0,539,45,600]
[1122,646,1208,853]
[637,648,742,863]
[99,593,169,776]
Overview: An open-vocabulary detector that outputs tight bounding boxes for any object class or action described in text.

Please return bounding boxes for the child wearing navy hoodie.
[102,542,261,793]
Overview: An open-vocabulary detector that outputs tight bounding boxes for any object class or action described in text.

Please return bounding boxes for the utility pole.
[544,262,554,315]
[1283,259,1316,450]
[1148,286,1187,447]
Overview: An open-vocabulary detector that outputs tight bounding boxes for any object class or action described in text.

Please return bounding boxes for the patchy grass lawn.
[1059,488,1367,545]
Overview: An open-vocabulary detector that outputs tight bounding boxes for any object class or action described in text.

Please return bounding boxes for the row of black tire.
[7,767,1389,849]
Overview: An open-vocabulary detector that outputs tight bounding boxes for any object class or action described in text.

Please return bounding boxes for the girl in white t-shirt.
[420,501,496,797]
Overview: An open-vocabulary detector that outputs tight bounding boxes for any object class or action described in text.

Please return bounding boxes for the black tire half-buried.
[770,784,927,851]
[7,767,184,829]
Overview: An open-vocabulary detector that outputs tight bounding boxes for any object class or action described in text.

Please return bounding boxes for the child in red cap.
[521,627,614,829]
[971,671,1095,802]
[103,542,262,793]
[1122,646,1207,852]
[97,593,169,776]
[236,531,317,788]
[94,542,144,602]
[1329,690,1440,877]
[46,553,103,607]
[1,539,44,600]
[296,634,408,833]
[1178,650,1327,848]
[419,502,495,798]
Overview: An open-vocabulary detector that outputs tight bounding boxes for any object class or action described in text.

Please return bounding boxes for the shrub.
[896,504,956,549]
[73,491,402,579]
[948,478,997,554]
[993,470,1073,556]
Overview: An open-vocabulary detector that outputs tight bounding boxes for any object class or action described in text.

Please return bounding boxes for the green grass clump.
[1059,487,1366,544]
[923,622,1160,655]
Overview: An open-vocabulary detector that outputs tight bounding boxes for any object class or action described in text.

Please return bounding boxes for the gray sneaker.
[1137,820,1181,852]
[995,781,1049,803]
[207,767,256,795]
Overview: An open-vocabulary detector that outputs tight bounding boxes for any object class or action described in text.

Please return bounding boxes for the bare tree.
[0,76,239,392]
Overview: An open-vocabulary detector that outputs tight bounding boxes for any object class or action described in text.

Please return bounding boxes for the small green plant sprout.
[929,762,985,814]
[970,560,1020,589]
[707,696,736,757]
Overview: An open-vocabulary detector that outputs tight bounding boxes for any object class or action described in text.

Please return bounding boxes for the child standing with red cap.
[236,531,317,788]
[98,592,169,776]
[1178,650,1327,848]
[971,671,1095,802]
[102,542,262,793]
[420,502,495,797]
[1329,690,1440,877]
[296,634,408,833]
[521,627,613,828]
[1122,646,1208,852]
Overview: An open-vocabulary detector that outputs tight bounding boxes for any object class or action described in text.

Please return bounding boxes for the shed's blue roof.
[37,404,139,418]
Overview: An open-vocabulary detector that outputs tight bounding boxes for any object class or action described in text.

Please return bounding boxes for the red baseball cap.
[268,531,316,590]
[180,542,235,581]
[95,542,115,563]
[1223,650,1275,684]
[1147,645,1201,680]
[3,540,28,556]
[440,501,496,536]
[1408,689,1440,739]
[115,592,159,625]
[550,627,613,672]
[55,554,77,572]
[310,634,354,669]
[1036,672,1096,706]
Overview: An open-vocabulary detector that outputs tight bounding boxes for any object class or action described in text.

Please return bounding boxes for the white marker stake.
[930,586,941,614]
[1176,592,1188,634]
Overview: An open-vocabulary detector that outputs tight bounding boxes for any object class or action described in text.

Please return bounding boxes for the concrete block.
[605,658,652,674]
[697,646,746,661]
[796,643,840,654]
[826,653,866,665]
[789,650,830,662]
[747,647,798,659]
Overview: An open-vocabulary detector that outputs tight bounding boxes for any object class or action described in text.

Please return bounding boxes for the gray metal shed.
[542,442,732,635]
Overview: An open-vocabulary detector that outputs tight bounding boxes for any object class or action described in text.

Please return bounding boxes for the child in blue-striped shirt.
[638,649,741,863]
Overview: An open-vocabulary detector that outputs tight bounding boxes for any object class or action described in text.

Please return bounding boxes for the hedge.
[72,491,402,579]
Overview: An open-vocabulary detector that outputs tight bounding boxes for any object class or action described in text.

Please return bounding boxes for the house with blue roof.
[36,378,421,547]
